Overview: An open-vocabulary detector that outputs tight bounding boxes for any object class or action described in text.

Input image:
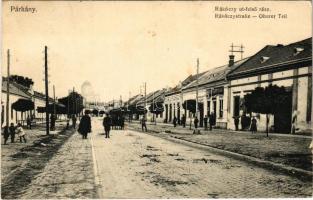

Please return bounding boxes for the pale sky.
[2,1,312,102]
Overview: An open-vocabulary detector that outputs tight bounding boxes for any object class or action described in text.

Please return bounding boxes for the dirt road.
[91,118,311,198]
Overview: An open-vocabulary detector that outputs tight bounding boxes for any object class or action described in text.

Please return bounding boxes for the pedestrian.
[72,114,77,129]
[173,116,177,127]
[16,123,27,143]
[291,111,298,134]
[209,112,215,131]
[103,114,112,138]
[9,123,16,143]
[141,116,147,132]
[120,115,125,130]
[181,114,186,128]
[194,116,199,129]
[50,114,56,131]
[203,115,208,131]
[3,125,10,145]
[26,115,32,129]
[78,111,92,139]
[250,117,257,134]
[233,116,239,131]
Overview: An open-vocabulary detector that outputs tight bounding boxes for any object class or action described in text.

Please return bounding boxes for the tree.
[244,84,290,137]
[58,91,84,116]
[149,102,164,114]
[182,100,197,114]
[12,99,34,112]
[9,75,34,88]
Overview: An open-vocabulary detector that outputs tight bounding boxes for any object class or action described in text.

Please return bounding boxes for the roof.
[2,77,55,102]
[145,89,167,103]
[2,79,31,99]
[183,57,249,90]
[228,37,312,78]
[165,72,206,96]
[34,91,46,100]
[128,94,144,106]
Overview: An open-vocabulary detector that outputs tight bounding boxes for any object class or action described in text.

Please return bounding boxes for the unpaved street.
[91,118,311,198]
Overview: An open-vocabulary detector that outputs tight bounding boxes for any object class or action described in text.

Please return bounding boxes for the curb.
[128,126,312,181]
[167,135,312,181]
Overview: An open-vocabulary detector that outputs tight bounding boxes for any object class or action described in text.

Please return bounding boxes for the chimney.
[229,55,235,67]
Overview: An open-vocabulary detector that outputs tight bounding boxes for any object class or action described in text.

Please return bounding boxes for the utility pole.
[195,58,199,134]
[6,49,10,129]
[66,90,70,129]
[44,46,50,135]
[53,85,56,117]
[67,90,70,117]
[72,87,75,117]
[144,82,147,119]
[152,91,156,125]
[229,43,244,59]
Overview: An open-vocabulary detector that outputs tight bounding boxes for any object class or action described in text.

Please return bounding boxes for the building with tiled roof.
[227,37,312,133]
[161,55,248,128]
[1,77,55,126]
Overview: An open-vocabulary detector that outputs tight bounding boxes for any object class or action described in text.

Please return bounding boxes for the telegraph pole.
[66,90,70,129]
[44,46,49,135]
[144,82,147,119]
[229,43,244,59]
[72,87,75,116]
[6,50,10,129]
[53,85,56,117]
[152,91,156,125]
[195,58,199,134]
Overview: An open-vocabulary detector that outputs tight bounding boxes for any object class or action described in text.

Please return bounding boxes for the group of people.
[110,115,125,130]
[3,123,27,145]
[233,116,258,133]
[77,111,119,139]
[172,112,216,131]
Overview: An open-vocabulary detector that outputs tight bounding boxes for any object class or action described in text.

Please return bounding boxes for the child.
[16,123,27,143]
[3,126,10,145]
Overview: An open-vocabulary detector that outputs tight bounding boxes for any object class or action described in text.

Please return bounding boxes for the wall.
[228,66,312,133]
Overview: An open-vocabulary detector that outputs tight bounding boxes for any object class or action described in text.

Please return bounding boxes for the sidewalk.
[1,122,77,199]
[18,132,97,199]
[127,122,312,173]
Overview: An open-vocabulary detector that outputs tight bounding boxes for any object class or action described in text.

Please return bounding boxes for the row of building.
[1,77,56,126]
[125,37,312,134]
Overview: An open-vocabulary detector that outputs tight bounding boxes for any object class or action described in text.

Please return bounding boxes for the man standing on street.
[72,114,77,129]
[194,116,199,129]
[103,114,112,138]
[141,116,147,132]
[181,114,186,128]
[78,111,91,139]
[233,116,239,131]
[209,112,215,131]
[203,115,208,131]
[3,126,10,145]
[9,123,16,143]
[173,116,177,127]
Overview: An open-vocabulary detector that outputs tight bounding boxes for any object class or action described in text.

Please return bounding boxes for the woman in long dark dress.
[78,111,91,139]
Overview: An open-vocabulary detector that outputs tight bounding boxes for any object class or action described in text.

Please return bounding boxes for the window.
[219,99,223,118]
[160,111,163,118]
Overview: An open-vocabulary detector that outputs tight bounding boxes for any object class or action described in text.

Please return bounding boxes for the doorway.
[274,91,292,133]
[233,96,240,117]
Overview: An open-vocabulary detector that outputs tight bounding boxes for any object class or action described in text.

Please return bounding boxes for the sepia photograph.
[1,0,312,199]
